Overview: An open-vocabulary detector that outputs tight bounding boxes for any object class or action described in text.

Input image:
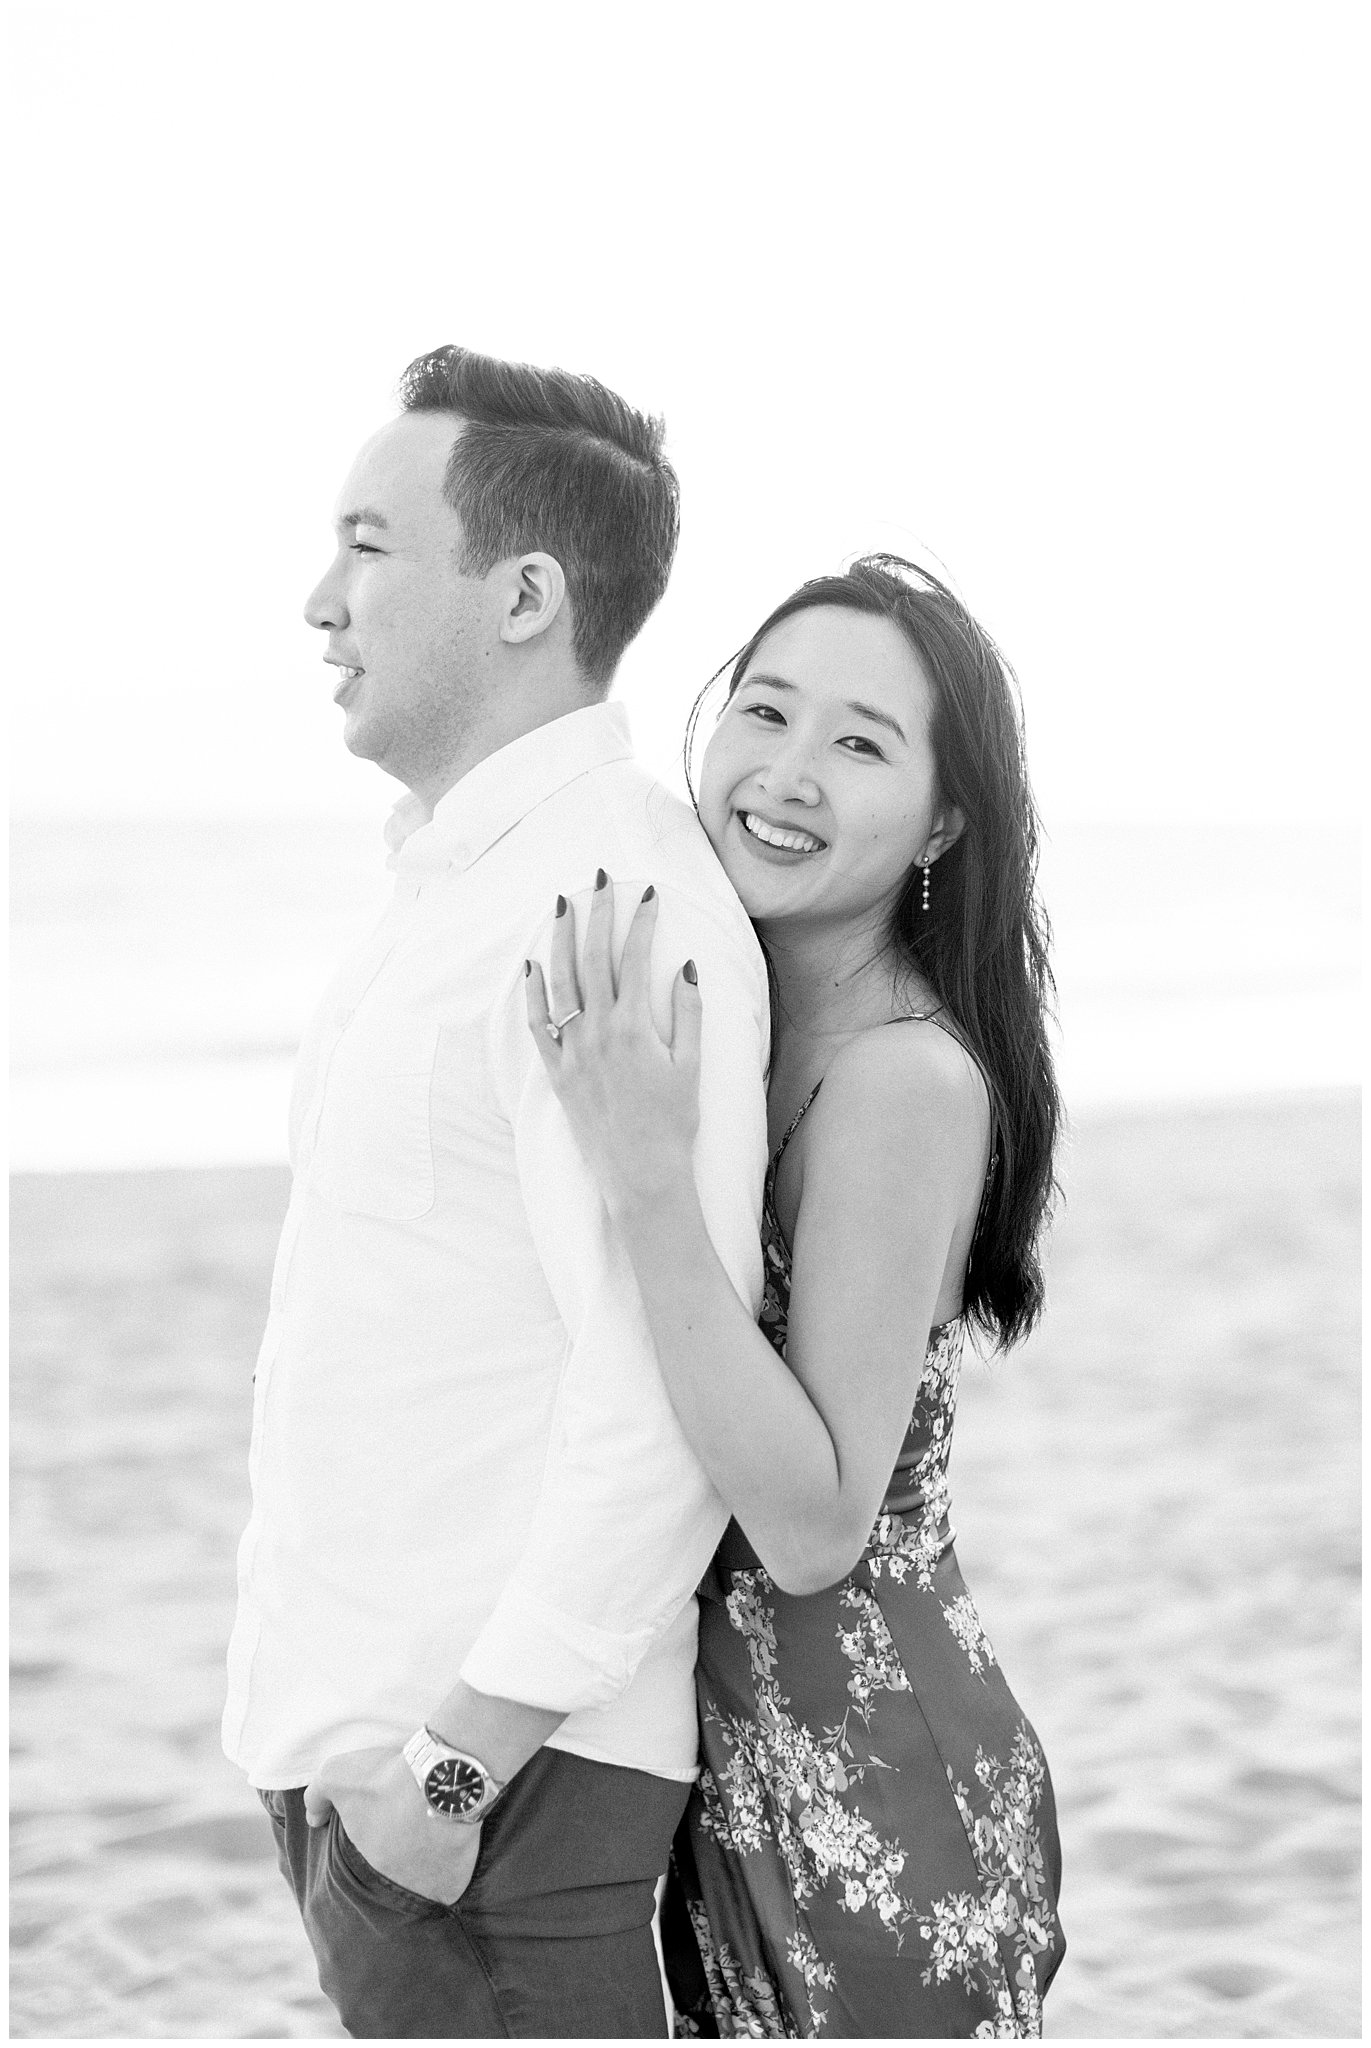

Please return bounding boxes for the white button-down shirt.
[222,703,769,1788]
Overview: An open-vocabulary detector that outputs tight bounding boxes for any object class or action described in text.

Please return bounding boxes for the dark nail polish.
[683,959,698,986]
[555,894,567,917]
[524,959,532,976]
[642,884,655,902]
[594,868,608,891]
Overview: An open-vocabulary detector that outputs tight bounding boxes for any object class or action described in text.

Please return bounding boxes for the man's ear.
[925,805,966,864]
[499,553,567,646]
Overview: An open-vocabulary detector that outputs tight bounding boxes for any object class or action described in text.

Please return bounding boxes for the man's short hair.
[398,345,680,688]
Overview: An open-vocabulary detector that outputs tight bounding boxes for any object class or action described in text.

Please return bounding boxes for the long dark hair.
[687,553,1061,1350]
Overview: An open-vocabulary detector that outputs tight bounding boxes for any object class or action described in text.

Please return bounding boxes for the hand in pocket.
[306,1745,482,1906]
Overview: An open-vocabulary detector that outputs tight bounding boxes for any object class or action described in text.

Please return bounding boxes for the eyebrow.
[742,672,909,745]
[335,507,391,531]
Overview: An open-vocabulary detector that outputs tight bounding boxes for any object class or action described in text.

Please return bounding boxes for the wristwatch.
[402,1725,506,1824]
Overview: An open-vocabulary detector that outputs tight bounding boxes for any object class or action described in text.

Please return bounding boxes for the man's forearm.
[427,1676,567,1784]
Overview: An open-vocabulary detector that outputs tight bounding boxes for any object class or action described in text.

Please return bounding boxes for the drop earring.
[921,859,931,913]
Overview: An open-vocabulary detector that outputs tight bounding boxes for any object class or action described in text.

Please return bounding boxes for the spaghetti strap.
[771,1080,823,1171]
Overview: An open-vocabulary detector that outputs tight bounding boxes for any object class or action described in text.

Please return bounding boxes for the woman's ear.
[925,805,966,863]
[499,552,567,646]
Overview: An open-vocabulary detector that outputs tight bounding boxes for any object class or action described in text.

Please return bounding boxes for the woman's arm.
[526,880,989,1594]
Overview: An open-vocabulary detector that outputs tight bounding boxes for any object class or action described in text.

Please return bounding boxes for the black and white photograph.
[9,2,1362,2039]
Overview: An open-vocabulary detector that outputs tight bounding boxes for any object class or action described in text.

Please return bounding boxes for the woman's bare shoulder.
[807,1019,990,1163]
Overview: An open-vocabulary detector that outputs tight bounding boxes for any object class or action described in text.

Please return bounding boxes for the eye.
[349,542,382,555]
[839,735,886,759]
[741,701,785,724]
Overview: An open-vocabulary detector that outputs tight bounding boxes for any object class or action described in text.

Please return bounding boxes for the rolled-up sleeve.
[458,878,769,1712]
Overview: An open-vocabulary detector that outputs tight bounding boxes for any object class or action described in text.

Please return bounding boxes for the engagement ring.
[546,1008,585,1043]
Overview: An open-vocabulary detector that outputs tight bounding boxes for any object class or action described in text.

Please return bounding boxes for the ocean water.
[9,817,1360,1171]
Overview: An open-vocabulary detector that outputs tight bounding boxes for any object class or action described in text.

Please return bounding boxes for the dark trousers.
[260,1747,690,2038]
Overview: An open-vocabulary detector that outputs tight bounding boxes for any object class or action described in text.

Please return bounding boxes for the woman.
[525,556,1064,2038]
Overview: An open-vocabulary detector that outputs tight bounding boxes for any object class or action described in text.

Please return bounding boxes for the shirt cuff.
[458,1584,660,1714]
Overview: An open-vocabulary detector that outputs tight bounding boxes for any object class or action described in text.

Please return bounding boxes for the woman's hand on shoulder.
[525,873,702,1213]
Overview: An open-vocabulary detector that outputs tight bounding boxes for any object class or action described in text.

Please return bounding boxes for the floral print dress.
[661,1081,1064,2040]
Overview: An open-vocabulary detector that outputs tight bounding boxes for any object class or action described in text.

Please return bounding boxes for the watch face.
[423,1755,486,1817]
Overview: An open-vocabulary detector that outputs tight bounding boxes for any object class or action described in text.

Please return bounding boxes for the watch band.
[402,1725,506,1824]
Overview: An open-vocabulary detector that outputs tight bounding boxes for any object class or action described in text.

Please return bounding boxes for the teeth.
[337,667,363,681]
[742,812,825,854]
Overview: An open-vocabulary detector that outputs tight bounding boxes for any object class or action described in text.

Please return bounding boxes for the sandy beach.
[9,1090,1360,2040]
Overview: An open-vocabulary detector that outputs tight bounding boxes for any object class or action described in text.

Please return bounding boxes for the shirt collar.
[385,701,635,875]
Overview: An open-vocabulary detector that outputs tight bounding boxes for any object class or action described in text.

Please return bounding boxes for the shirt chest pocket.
[309,1012,441,1221]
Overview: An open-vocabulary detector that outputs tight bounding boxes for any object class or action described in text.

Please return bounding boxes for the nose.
[304,558,348,632]
[756,734,822,807]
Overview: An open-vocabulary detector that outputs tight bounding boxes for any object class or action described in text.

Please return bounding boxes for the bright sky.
[10,1,1366,824]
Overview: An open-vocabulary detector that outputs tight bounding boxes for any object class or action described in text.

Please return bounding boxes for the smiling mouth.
[334,666,364,683]
[739,811,827,855]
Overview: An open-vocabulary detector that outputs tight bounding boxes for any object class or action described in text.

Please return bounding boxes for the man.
[223,346,770,2037]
